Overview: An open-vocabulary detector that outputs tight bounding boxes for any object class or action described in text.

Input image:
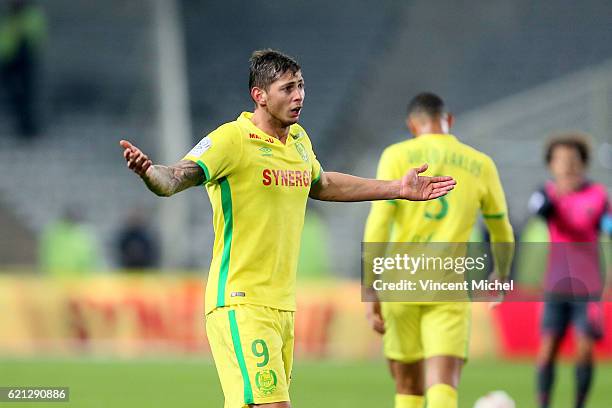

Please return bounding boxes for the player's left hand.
[399,163,456,201]
[366,300,385,335]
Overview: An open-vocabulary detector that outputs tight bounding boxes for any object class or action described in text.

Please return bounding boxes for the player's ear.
[251,87,267,107]
[406,116,418,136]
[446,113,455,129]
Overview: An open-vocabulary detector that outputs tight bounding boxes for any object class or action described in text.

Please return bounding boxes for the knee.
[395,375,425,395]
[537,348,555,365]
[538,338,560,364]
[576,339,593,364]
[424,357,463,389]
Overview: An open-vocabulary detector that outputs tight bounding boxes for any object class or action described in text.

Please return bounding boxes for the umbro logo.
[259,147,273,157]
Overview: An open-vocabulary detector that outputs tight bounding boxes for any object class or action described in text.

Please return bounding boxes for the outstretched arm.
[120,140,205,197]
[309,164,455,202]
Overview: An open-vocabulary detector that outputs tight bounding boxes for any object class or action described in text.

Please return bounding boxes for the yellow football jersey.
[364,133,513,243]
[184,112,322,314]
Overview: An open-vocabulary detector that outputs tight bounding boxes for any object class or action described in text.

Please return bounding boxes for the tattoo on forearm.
[142,160,205,197]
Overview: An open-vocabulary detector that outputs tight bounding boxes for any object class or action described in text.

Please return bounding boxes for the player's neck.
[554,178,586,195]
[251,109,290,144]
[414,124,448,136]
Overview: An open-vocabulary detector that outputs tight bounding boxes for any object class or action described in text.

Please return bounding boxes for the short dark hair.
[545,132,591,165]
[407,92,446,117]
[249,49,301,91]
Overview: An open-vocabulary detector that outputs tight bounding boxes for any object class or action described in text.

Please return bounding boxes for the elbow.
[487,219,514,243]
[308,181,326,201]
[152,189,173,198]
[490,230,515,244]
[308,191,325,201]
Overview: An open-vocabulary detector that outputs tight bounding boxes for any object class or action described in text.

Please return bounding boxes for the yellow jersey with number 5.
[364,134,512,243]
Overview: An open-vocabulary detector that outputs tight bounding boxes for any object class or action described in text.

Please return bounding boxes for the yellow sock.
[425,384,457,408]
[395,393,424,408]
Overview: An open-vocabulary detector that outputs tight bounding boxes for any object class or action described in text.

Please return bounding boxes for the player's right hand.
[487,270,506,309]
[120,140,152,177]
[366,300,385,335]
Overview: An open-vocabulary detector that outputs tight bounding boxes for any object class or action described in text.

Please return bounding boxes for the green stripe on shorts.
[228,309,253,404]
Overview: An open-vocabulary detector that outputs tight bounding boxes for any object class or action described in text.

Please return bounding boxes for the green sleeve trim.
[312,171,322,186]
[228,310,254,404]
[216,177,233,308]
[195,159,211,183]
[386,200,398,206]
[483,212,506,219]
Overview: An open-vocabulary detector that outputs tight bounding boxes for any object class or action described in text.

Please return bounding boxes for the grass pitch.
[1,357,612,407]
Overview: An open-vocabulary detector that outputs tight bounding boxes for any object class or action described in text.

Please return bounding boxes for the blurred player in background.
[528,133,611,408]
[364,93,514,408]
[120,50,455,408]
[0,0,46,138]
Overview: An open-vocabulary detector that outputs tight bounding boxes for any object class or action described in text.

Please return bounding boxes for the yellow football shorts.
[381,302,471,363]
[206,304,294,407]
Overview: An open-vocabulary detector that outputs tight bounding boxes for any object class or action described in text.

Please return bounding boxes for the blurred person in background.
[528,133,611,408]
[296,205,330,279]
[0,0,45,139]
[115,207,160,270]
[364,93,514,408]
[39,206,103,276]
[119,49,456,408]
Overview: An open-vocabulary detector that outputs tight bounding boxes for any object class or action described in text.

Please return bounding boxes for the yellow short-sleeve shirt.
[184,112,322,314]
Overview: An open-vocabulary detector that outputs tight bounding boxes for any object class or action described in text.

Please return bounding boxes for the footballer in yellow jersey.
[120,51,456,408]
[364,93,514,408]
[183,111,322,315]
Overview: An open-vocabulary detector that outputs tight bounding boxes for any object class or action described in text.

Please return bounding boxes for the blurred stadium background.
[0,0,611,407]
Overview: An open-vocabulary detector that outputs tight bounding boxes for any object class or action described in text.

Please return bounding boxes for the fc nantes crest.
[295,142,309,162]
[255,369,278,396]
